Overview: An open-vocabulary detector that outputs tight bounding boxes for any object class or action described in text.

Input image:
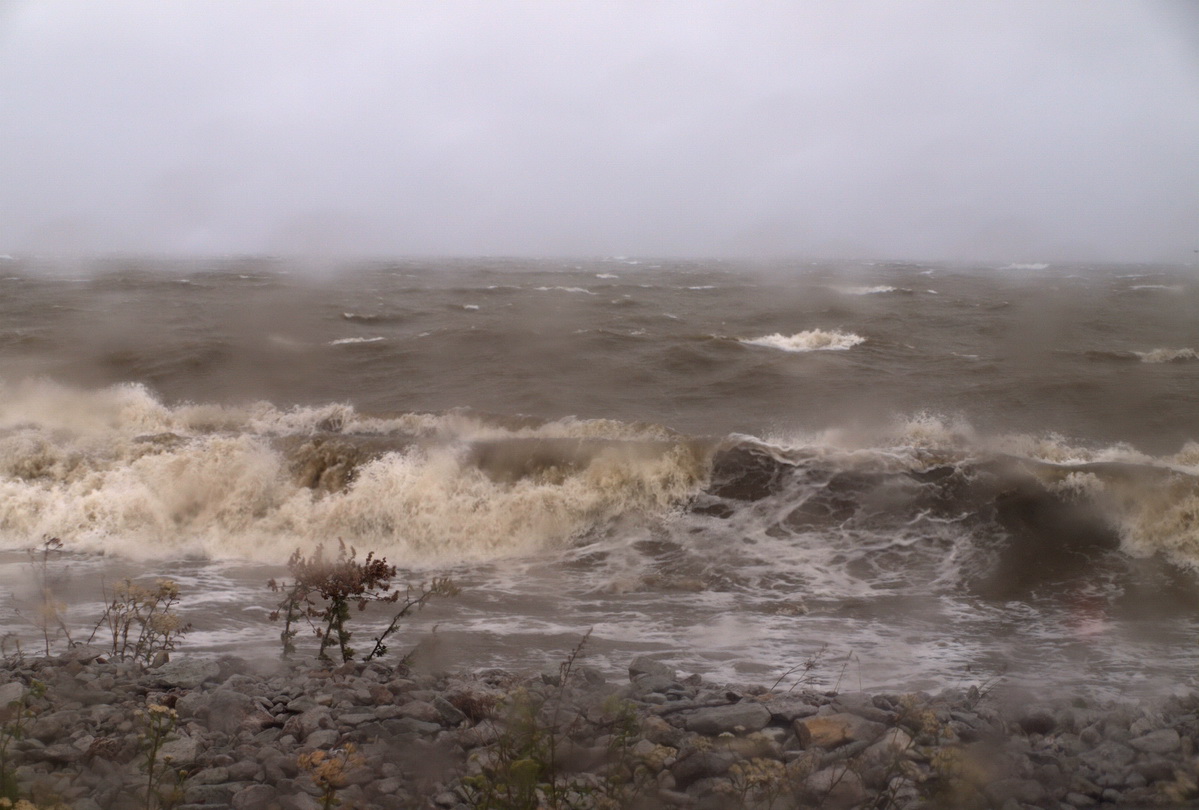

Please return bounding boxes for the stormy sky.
[1,1,1196,262]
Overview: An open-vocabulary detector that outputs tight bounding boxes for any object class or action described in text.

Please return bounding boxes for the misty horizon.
[2,1,1197,264]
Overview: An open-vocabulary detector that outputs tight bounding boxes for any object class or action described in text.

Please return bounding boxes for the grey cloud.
[0,0,1195,261]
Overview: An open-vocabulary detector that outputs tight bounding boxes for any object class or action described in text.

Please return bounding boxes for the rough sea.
[1,256,1197,699]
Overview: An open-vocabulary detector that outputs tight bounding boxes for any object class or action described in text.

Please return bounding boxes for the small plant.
[88,579,191,663]
[12,538,73,657]
[0,681,45,805]
[463,630,650,810]
[769,643,828,692]
[135,702,185,810]
[298,744,363,810]
[268,541,458,663]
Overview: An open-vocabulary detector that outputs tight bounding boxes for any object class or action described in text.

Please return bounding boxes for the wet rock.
[984,777,1046,806]
[1017,710,1057,736]
[1079,739,1136,770]
[159,734,201,768]
[1129,728,1180,754]
[205,689,262,735]
[763,695,819,723]
[305,728,340,749]
[396,700,441,724]
[796,712,886,749]
[832,692,892,723]
[806,766,867,810]
[0,681,27,708]
[152,659,220,689]
[231,784,277,810]
[684,702,771,735]
[670,751,735,789]
[861,727,914,765]
[432,695,467,726]
[629,656,676,681]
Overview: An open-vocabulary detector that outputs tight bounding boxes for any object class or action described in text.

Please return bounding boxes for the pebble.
[3,652,1199,809]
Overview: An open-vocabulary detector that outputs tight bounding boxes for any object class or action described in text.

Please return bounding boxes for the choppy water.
[1,256,1198,698]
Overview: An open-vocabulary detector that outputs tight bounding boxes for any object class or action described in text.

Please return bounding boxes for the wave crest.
[741,329,865,352]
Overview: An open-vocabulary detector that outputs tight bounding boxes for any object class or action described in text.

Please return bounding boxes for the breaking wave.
[1,382,1197,597]
[1136,348,1199,364]
[329,337,386,346]
[741,330,866,352]
[0,380,707,565]
[831,285,900,295]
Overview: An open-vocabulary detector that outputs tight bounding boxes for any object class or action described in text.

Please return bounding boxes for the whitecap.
[534,286,596,295]
[741,329,865,352]
[329,337,385,346]
[1135,348,1198,363]
[831,285,897,295]
[463,304,480,311]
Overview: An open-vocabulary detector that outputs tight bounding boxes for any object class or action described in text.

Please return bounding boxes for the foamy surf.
[1136,348,1198,363]
[329,336,386,345]
[831,285,899,295]
[741,329,866,352]
[0,380,708,565]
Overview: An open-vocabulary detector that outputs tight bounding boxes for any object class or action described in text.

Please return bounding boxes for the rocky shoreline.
[3,649,1199,809]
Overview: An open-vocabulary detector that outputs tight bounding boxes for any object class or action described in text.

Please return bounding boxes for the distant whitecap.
[832,285,897,295]
[534,286,596,295]
[1135,348,1198,363]
[741,329,866,352]
[330,336,386,346]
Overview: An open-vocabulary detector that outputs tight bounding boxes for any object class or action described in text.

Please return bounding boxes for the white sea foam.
[1129,285,1181,291]
[741,329,865,353]
[534,286,596,295]
[0,380,704,565]
[831,285,897,295]
[329,337,386,345]
[595,273,619,279]
[463,304,480,311]
[1135,348,1198,363]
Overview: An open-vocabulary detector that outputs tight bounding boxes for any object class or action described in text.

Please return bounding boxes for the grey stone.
[0,681,27,708]
[795,712,886,749]
[1129,728,1180,754]
[61,645,108,664]
[337,712,378,726]
[34,743,82,764]
[633,674,680,695]
[184,783,248,805]
[684,702,771,735]
[189,767,231,785]
[433,695,467,726]
[152,658,220,689]
[232,784,277,810]
[764,696,819,723]
[832,692,892,723]
[305,728,340,749]
[670,751,735,789]
[396,699,441,723]
[205,689,259,735]
[159,734,200,768]
[629,656,676,681]
[1079,739,1135,770]
[807,766,867,810]
[983,778,1046,806]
